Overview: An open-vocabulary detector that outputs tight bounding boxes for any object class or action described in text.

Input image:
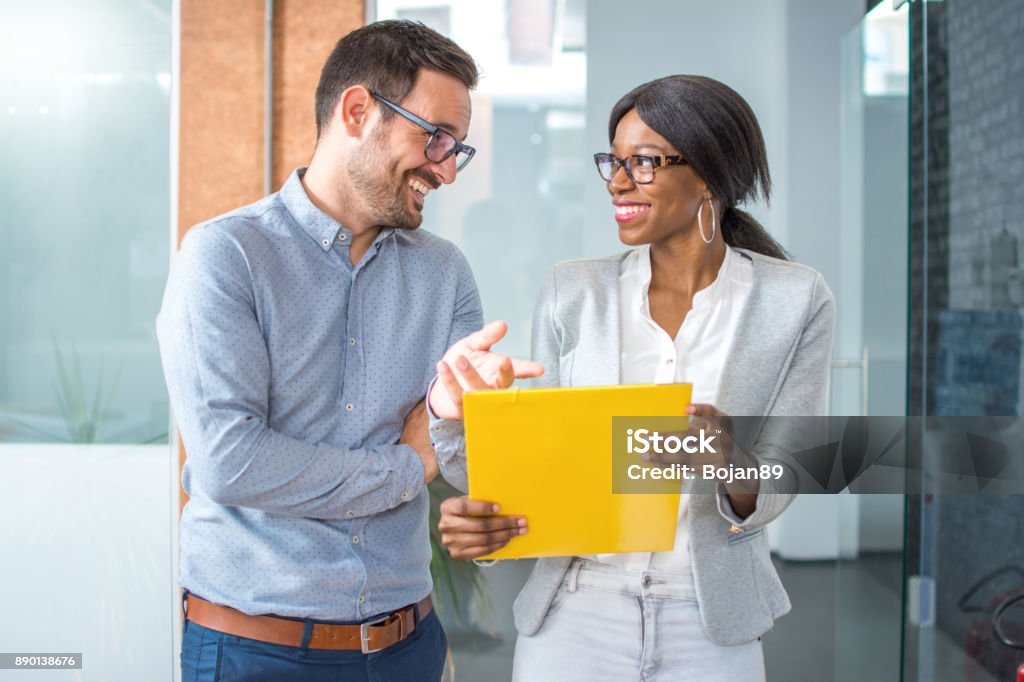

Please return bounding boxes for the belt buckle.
[360,612,401,654]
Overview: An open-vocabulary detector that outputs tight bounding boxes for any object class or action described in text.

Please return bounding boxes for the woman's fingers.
[441,527,525,552]
[438,512,527,535]
[448,541,519,561]
[440,524,527,560]
[438,496,528,560]
[686,402,722,417]
[440,496,500,517]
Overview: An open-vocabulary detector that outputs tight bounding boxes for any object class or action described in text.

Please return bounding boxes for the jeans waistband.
[563,557,698,601]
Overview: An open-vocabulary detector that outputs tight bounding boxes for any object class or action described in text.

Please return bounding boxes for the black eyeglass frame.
[593,152,688,184]
[371,93,476,171]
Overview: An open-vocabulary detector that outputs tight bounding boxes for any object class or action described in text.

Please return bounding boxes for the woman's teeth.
[616,204,648,215]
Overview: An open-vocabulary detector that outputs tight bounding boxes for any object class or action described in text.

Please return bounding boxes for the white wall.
[785,0,865,283]
[585,0,790,257]
[0,445,175,681]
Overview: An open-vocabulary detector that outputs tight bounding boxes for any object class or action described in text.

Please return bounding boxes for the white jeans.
[512,558,766,682]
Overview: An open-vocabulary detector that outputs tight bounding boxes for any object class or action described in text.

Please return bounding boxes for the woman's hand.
[639,403,734,469]
[438,496,528,560]
[685,403,735,467]
[643,403,758,519]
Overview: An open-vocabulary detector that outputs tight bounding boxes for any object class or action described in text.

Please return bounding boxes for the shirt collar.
[279,168,397,253]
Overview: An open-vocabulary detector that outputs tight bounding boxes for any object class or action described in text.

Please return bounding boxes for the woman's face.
[606,108,709,248]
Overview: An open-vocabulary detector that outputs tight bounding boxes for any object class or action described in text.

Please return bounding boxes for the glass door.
[904,0,1024,680]
[833,3,910,680]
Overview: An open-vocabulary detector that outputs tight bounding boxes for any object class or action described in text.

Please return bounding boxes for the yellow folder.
[464,383,691,560]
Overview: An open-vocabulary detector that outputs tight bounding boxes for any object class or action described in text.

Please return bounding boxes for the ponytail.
[721,207,788,261]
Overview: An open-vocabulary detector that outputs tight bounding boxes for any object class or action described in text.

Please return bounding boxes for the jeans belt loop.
[300,620,314,652]
[568,558,583,594]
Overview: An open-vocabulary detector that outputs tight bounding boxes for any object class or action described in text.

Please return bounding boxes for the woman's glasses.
[593,152,687,184]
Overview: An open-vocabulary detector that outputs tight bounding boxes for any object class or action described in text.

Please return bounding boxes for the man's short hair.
[315,20,480,139]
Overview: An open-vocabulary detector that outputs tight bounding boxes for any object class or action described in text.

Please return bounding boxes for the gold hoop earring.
[698,197,716,244]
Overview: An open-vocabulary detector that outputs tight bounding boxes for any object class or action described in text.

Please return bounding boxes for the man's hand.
[438,496,527,560]
[428,321,545,420]
[400,400,439,484]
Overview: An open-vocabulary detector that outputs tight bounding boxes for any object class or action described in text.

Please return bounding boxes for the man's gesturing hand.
[438,495,527,560]
[428,321,545,420]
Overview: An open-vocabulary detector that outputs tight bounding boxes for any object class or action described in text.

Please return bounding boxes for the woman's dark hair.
[315,20,479,139]
[608,75,787,260]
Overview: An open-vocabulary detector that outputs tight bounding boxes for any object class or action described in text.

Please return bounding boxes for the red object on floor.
[1017,661,1024,682]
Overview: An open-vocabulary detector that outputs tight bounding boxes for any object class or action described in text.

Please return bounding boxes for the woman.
[435,75,834,681]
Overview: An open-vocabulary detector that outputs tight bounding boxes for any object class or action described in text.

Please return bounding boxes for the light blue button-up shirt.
[157,169,479,620]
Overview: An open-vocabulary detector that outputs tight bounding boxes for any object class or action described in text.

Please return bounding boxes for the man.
[158,20,540,680]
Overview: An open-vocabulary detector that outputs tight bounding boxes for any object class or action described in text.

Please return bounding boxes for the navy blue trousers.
[181,611,447,681]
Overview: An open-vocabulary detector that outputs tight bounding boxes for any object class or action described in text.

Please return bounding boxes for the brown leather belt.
[184,593,433,653]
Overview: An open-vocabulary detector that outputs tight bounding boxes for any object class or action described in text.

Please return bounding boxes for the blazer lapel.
[717,257,769,416]
[715,252,793,444]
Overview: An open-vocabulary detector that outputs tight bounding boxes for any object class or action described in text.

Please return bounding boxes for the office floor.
[445,553,995,681]
[765,554,903,681]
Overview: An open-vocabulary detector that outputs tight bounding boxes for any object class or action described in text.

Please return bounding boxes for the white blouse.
[589,244,753,574]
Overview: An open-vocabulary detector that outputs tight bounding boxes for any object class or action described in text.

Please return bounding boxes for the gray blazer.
[511,247,835,646]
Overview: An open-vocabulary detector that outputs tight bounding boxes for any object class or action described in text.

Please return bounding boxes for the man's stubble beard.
[346,125,422,230]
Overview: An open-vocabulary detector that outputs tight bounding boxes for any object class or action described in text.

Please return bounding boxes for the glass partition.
[0,1,171,446]
[0,1,175,679]
[905,0,1024,680]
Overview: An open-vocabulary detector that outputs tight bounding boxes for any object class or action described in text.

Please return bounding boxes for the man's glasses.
[372,93,476,172]
[593,152,688,185]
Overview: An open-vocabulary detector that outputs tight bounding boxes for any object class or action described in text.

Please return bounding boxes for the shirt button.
[338,233,348,241]
[401,491,409,500]
[346,510,354,517]
[433,425,442,432]
[321,238,330,247]
[351,535,360,544]
[349,337,356,346]
[642,575,652,588]
[345,403,354,412]
[358,595,365,604]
